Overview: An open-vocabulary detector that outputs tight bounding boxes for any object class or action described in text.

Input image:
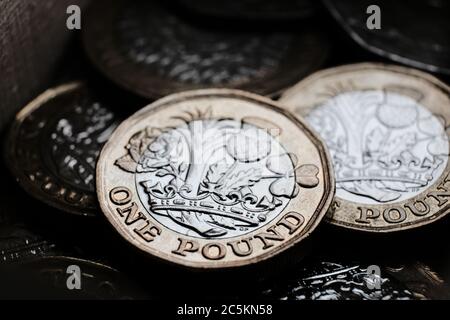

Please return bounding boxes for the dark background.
[1,0,450,300]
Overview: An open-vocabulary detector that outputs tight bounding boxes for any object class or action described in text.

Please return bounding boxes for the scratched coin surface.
[4,83,120,217]
[83,0,329,99]
[97,89,334,268]
[280,63,450,232]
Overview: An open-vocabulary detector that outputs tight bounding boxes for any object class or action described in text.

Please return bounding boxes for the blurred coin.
[0,224,60,264]
[83,0,329,99]
[280,63,450,232]
[323,0,450,75]
[2,256,147,299]
[176,0,318,22]
[96,89,334,269]
[4,82,120,217]
[0,169,72,264]
[385,261,450,300]
[262,260,436,300]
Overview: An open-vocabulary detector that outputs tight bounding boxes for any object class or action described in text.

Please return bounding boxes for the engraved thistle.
[307,87,449,204]
[115,110,319,238]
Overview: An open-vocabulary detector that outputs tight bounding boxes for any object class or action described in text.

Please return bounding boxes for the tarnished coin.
[97,89,334,269]
[261,258,450,300]
[4,82,120,217]
[83,0,329,99]
[324,0,450,75]
[280,63,450,232]
[176,0,318,22]
[262,261,417,300]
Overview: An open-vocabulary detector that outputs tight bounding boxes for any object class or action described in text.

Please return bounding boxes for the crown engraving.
[115,111,319,238]
[308,89,449,204]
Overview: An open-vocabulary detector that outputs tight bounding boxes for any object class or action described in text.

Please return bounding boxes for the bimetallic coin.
[83,0,329,99]
[280,63,450,232]
[324,0,450,75]
[5,83,120,217]
[97,89,334,269]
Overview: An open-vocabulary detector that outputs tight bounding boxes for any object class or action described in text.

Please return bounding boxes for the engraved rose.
[115,127,187,180]
[115,129,156,173]
[139,134,177,170]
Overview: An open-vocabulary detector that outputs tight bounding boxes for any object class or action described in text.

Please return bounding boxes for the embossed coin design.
[5,83,120,217]
[97,89,334,269]
[262,261,417,300]
[83,0,329,100]
[280,63,450,232]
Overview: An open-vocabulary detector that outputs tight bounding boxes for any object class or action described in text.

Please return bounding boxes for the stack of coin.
[2,0,450,299]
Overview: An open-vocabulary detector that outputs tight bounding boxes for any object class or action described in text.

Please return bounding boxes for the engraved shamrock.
[266,153,319,198]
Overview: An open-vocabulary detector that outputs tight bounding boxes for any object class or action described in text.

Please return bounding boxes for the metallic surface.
[280,63,450,232]
[385,262,450,300]
[4,83,119,217]
[263,259,450,300]
[263,261,416,300]
[83,0,329,99]
[307,90,448,205]
[96,89,335,269]
[0,224,59,264]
